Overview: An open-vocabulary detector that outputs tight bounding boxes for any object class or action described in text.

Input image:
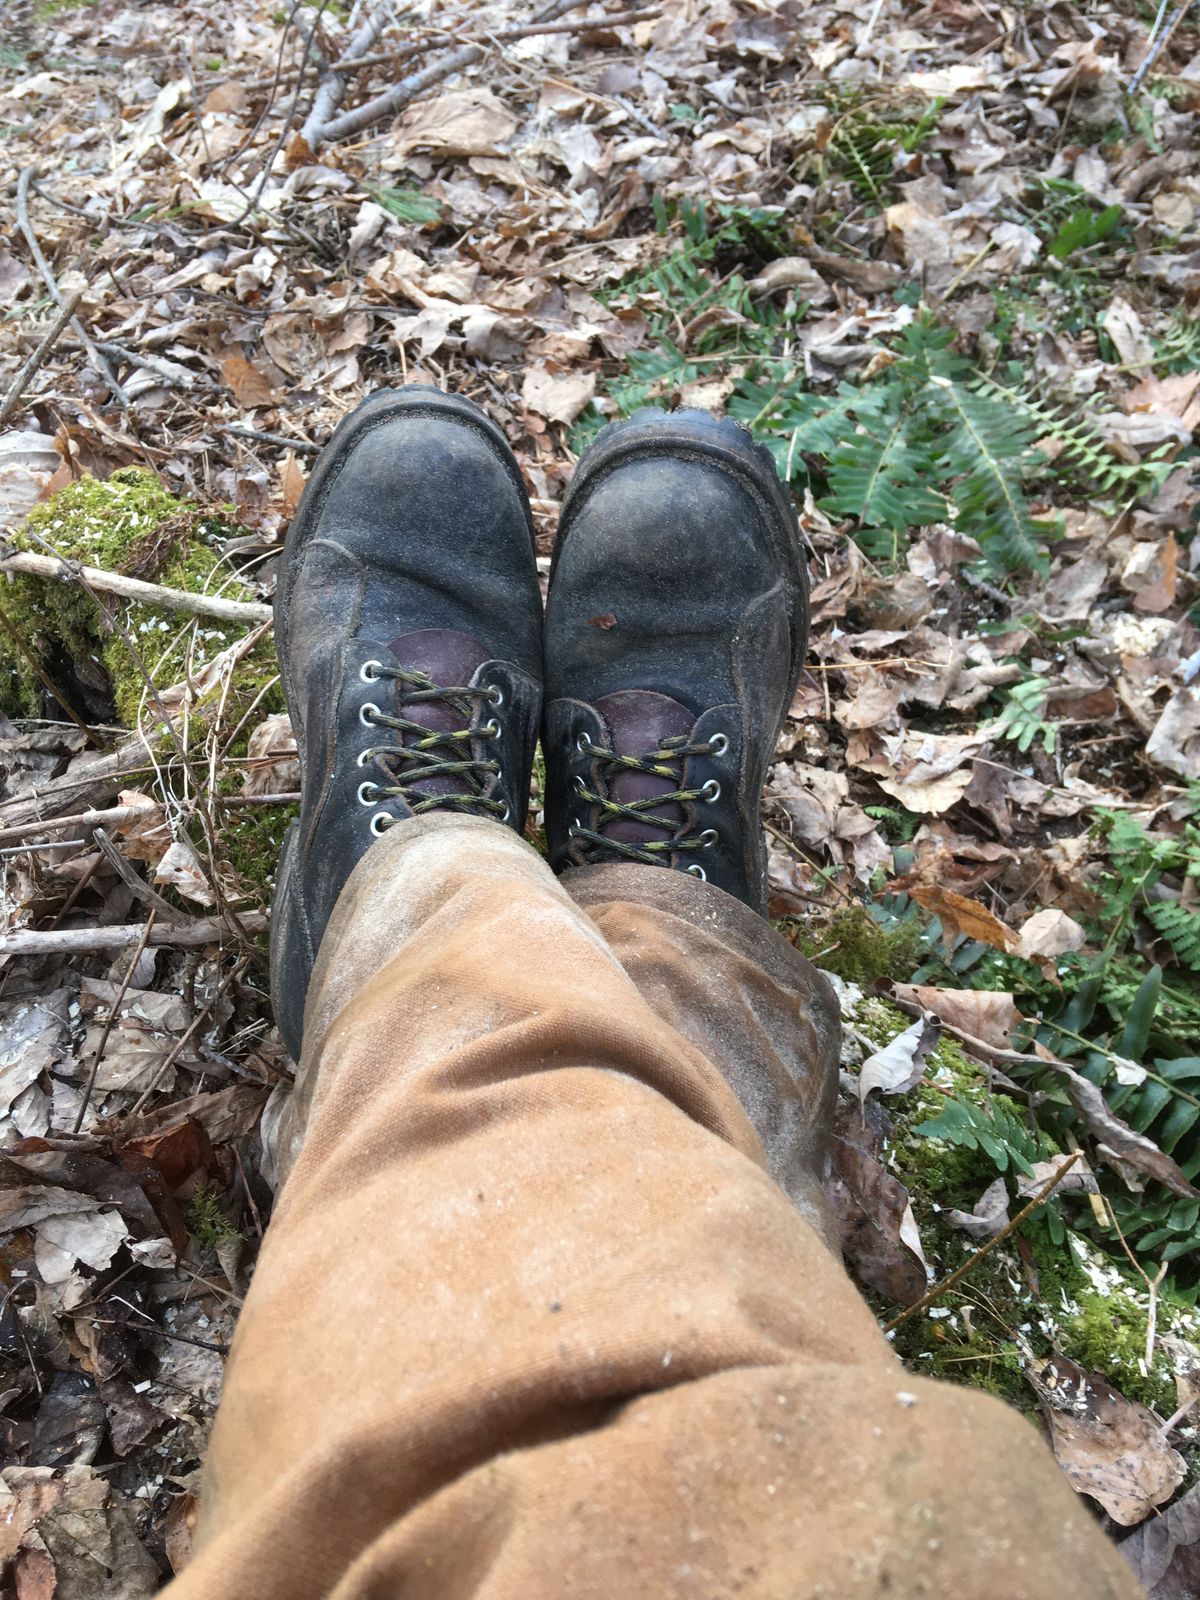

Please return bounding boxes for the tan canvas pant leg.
[168,815,1140,1600]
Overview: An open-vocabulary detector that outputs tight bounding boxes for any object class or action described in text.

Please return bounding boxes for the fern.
[993,675,1056,753]
[1146,904,1200,971]
[914,1095,1040,1176]
[930,378,1046,570]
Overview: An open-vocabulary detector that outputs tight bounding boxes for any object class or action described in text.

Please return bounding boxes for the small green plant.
[914,1094,1041,1176]
[993,674,1056,753]
[371,186,442,225]
[1047,203,1125,261]
[827,99,945,203]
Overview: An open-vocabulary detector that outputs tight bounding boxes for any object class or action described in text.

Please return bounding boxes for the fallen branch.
[0,792,301,847]
[883,1153,1081,1333]
[336,9,659,72]
[299,8,389,148]
[0,550,273,626]
[0,912,268,958]
[316,0,606,144]
[15,169,128,411]
[73,910,158,1132]
[0,288,85,426]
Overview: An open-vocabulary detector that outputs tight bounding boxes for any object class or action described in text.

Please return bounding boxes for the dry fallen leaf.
[521,364,597,426]
[892,984,1023,1050]
[220,353,280,409]
[945,1176,1011,1240]
[1119,1479,1200,1598]
[1016,909,1087,959]
[1030,1355,1186,1526]
[826,1105,929,1306]
[909,886,1017,952]
[857,1015,940,1105]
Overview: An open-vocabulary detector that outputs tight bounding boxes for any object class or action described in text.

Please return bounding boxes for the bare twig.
[0,288,85,426]
[92,827,191,925]
[0,550,273,626]
[0,913,267,958]
[15,169,128,410]
[299,7,389,148]
[72,910,157,1132]
[316,0,605,144]
[220,424,320,454]
[883,1154,1082,1333]
[0,794,300,849]
[1129,0,1197,90]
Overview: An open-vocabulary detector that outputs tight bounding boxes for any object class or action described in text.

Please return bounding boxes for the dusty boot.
[270,387,541,1059]
[543,408,808,911]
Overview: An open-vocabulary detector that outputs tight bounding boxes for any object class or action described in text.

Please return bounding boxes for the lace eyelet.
[487,685,504,708]
[574,775,587,794]
[568,823,581,838]
[499,802,512,823]
[358,781,379,806]
[699,828,719,848]
[687,863,707,880]
[370,812,392,837]
[708,732,729,757]
[356,748,373,768]
[359,660,384,683]
[700,778,721,803]
[483,717,501,737]
[575,733,590,755]
[360,702,380,727]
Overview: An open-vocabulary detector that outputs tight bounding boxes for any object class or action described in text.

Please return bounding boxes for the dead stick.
[316,0,598,144]
[0,550,273,625]
[0,794,300,847]
[0,289,85,426]
[883,1153,1081,1333]
[72,910,157,1133]
[15,169,128,411]
[338,9,659,71]
[0,912,267,958]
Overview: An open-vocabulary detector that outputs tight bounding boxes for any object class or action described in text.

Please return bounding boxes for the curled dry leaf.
[893,984,1023,1050]
[826,1104,929,1306]
[242,712,299,795]
[908,885,1017,951]
[1016,908,1087,960]
[857,1015,941,1105]
[0,1465,158,1599]
[521,364,597,426]
[1029,1355,1186,1526]
[945,1175,1010,1240]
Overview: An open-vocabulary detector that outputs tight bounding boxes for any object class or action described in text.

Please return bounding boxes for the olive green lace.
[360,664,508,823]
[568,733,720,866]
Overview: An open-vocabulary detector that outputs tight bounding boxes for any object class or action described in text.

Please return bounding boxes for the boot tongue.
[592,691,696,847]
[385,629,491,799]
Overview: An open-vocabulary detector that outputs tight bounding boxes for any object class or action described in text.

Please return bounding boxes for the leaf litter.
[0,0,1199,1584]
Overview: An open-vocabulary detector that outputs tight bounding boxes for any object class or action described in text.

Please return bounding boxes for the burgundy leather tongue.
[383,629,492,800]
[591,691,696,846]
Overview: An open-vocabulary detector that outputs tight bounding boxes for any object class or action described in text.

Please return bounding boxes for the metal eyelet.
[687,863,708,880]
[499,802,512,823]
[483,717,501,737]
[708,732,729,757]
[699,828,719,848]
[359,660,384,682]
[495,767,504,787]
[574,775,587,794]
[357,781,379,806]
[370,812,391,837]
[360,702,380,727]
[575,733,590,755]
[700,778,721,803]
[487,685,504,708]
[356,748,372,768]
[567,823,580,838]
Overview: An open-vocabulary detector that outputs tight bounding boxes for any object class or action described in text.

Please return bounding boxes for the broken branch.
[0,288,85,426]
[0,550,273,626]
[0,913,268,958]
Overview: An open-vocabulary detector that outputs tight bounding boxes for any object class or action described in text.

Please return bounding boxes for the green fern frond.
[1147,903,1200,971]
[929,377,1045,571]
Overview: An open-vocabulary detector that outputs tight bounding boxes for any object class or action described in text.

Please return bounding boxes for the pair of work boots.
[270,388,810,1060]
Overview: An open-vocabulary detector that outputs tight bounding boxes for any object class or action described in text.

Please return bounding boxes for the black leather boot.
[270,387,542,1059]
[543,408,808,913]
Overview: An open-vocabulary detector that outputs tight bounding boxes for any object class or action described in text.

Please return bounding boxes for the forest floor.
[1,0,1199,1590]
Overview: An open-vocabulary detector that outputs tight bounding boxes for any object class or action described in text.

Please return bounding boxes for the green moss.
[2,469,286,906]
[786,905,921,985]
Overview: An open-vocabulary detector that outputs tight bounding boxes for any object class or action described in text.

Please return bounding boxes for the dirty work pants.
[169,815,1140,1600]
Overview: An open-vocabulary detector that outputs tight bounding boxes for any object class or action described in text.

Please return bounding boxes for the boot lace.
[567,732,725,871]
[357,661,509,831]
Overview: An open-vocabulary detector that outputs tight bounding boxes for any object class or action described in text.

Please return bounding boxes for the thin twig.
[0,913,267,959]
[219,424,319,454]
[15,169,128,410]
[299,7,389,147]
[92,827,191,925]
[128,956,247,1116]
[316,0,601,144]
[0,288,85,426]
[0,550,273,626]
[0,794,299,848]
[73,911,157,1133]
[883,1153,1082,1333]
